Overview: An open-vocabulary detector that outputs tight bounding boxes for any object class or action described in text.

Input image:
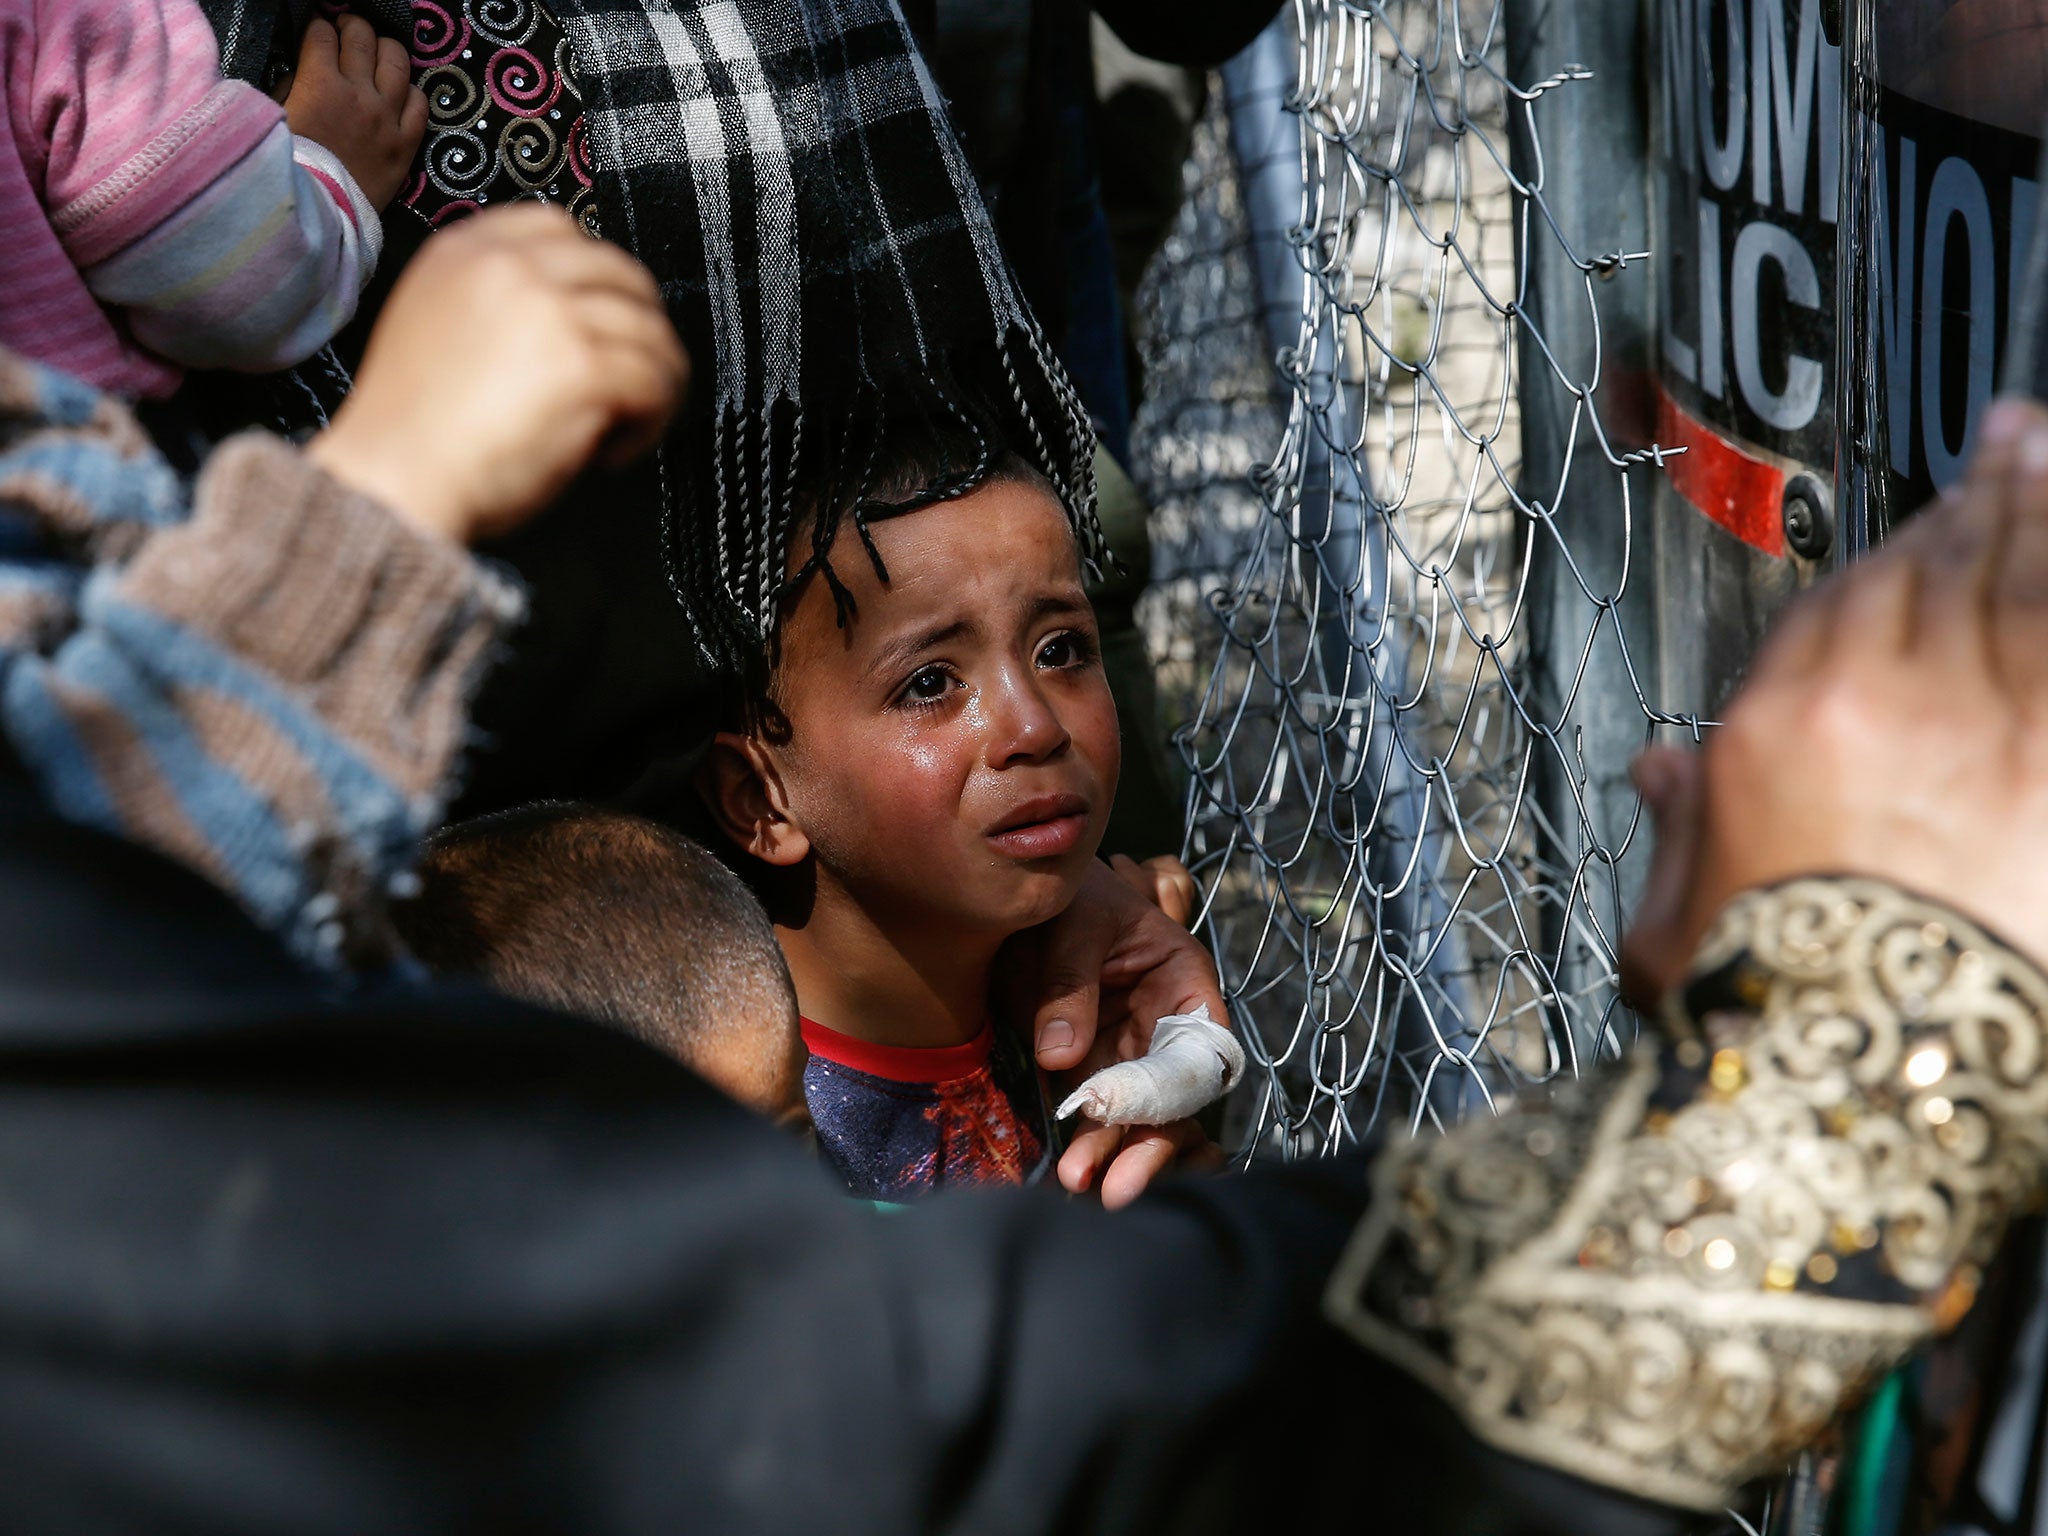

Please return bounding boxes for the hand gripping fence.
[1132,0,1700,1158]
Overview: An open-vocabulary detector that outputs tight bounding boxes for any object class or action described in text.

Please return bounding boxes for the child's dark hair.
[395,803,796,1068]
[669,347,1105,674]
[722,421,1064,742]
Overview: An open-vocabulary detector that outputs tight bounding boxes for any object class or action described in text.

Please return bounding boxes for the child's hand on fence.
[306,204,688,546]
[285,16,427,211]
[1052,983,1228,1209]
[1011,859,1231,1208]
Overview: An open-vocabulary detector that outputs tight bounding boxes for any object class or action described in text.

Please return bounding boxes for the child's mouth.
[985,794,1090,860]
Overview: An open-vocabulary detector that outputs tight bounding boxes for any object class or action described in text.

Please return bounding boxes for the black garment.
[197,0,317,96]
[452,461,707,821]
[0,783,1690,1535]
[924,1,1280,456]
[1854,1223,2048,1533]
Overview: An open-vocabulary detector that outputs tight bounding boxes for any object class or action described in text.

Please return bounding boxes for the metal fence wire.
[1132,0,1697,1158]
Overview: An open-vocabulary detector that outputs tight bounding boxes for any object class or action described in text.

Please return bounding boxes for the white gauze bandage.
[1055,1003,1246,1126]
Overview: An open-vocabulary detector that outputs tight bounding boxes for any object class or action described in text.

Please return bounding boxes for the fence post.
[1503,0,1661,1067]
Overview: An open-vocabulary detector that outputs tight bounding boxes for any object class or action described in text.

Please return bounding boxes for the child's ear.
[700,732,811,868]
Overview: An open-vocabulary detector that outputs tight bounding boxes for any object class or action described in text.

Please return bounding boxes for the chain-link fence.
[1133,0,1702,1158]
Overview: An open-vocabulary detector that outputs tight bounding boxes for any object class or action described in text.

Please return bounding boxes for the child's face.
[758,478,1120,939]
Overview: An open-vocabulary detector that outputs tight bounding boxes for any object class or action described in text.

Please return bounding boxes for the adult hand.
[283,16,427,210]
[1622,398,2048,1006]
[1012,858,1230,1210]
[306,204,687,546]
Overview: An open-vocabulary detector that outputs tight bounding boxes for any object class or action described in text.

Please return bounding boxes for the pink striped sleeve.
[82,125,381,375]
[33,0,284,268]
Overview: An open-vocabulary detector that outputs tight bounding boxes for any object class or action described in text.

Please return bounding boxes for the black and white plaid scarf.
[551,0,1104,666]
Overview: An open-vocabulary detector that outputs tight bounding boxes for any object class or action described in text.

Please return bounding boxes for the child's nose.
[986,671,1069,767]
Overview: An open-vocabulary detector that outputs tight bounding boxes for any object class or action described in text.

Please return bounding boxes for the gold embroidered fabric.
[1325,877,2048,1510]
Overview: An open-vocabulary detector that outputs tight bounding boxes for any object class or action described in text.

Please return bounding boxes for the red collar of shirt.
[799,1016,994,1083]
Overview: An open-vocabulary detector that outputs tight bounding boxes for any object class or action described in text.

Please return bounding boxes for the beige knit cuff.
[116,431,525,799]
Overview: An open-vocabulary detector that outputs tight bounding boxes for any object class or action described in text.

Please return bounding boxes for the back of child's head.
[396,802,803,1120]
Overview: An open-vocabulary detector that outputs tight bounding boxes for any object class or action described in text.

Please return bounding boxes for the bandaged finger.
[1056,1004,1245,1127]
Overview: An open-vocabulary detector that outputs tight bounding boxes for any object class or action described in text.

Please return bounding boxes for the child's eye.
[899,665,956,706]
[1036,631,1095,670]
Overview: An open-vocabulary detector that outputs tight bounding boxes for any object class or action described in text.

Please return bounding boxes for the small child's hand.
[1107,853,1197,928]
[284,15,427,211]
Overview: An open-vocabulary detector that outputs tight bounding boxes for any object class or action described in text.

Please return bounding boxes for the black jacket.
[0,782,1690,1534]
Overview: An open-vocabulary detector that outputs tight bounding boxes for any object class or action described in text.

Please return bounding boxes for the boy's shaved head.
[397,803,803,1119]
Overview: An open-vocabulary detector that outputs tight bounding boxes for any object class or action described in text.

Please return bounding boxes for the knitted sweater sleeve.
[80,126,383,376]
[1326,877,2048,1511]
[0,352,521,967]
